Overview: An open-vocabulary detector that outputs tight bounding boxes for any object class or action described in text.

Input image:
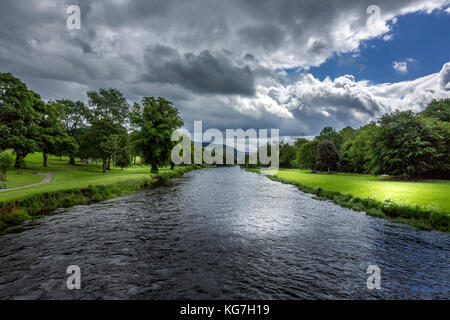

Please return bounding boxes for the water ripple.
[0,167,448,299]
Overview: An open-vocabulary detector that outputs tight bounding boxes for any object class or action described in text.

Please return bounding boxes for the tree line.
[1,72,448,179]
[274,99,450,179]
[0,73,184,174]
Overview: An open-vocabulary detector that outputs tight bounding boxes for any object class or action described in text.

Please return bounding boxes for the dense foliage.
[0,151,13,181]
[1,73,448,179]
[278,98,450,179]
[0,73,185,174]
[130,97,184,173]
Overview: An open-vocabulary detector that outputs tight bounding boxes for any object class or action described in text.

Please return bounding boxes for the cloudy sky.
[1,0,449,140]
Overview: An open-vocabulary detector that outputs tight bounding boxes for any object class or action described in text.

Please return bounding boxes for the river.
[0,167,448,299]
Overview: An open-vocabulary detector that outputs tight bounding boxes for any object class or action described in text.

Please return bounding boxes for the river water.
[0,167,448,299]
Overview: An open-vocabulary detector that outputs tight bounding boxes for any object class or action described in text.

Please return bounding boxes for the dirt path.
[0,171,55,192]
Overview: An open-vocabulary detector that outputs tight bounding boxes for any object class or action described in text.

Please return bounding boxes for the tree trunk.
[170,162,175,170]
[151,163,159,174]
[43,152,48,167]
[133,156,136,165]
[14,153,24,169]
[69,156,75,165]
[102,159,107,173]
[107,157,111,170]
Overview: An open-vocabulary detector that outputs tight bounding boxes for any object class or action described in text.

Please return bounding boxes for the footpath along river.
[0,166,448,299]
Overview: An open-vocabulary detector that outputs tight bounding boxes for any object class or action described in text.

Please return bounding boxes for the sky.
[0,0,449,141]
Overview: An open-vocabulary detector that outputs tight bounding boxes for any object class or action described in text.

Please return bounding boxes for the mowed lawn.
[1,169,44,188]
[271,169,450,214]
[0,152,163,202]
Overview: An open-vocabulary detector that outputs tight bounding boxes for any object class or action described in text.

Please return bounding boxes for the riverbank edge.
[246,168,449,233]
[0,164,208,234]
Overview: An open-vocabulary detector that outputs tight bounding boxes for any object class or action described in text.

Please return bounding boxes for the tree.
[315,127,343,149]
[372,111,444,178]
[87,88,129,125]
[130,97,184,173]
[294,138,309,149]
[0,73,41,168]
[279,143,297,168]
[338,140,354,172]
[116,147,131,170]
[316,140,339,172]
[0,151,13,181]
[128,131,141,165]
[101,134,126,168]
[56,136,79,162]
[422,117,450,177]
[297,141,318,172]
[421,98,450,122]
[79,119,126,172]
[339,126,358,143]
[37,102,71,167]
[51,99,90,164]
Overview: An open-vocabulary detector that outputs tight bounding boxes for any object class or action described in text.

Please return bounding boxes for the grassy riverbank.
[248,168,450,232]
[0,152,206,234]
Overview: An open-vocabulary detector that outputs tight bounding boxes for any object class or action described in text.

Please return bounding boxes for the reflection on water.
[0,167,448,299]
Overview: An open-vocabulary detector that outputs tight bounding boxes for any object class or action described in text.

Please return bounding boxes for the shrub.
[0,151,13,181]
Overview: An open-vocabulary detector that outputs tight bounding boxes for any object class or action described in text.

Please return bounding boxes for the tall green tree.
[0,151,13,181]
[79,119,126,172]
[344,122,379,174]
[316,140,339,172]
[87,88,129,125]
[51,99,90,164]
[338,140,354,172]
[86,88,130,169]
[372,111,444,178]
[315,127,343,149]
[294,138,309,149]
[128,131,141,165]
[297,141,318,172]
[279,143,297,168]
[0,73,41,168]
[116,147,132,170]
[130,97,184,173]
[339,126,358,143]
[36,102,77,167]
[101,134,127,168]
[420,98,450,122]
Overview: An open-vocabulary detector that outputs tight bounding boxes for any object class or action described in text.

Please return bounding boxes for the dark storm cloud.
[0,0,448,137]
[143,45,256,95]
[308,41,328,55]
[238,24,285,52]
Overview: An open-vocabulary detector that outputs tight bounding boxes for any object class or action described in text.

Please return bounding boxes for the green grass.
[271,169,450,214]
[0,153,169,202]
[0,152,206,233]
[1,169,44,188]
[249,168,450,232]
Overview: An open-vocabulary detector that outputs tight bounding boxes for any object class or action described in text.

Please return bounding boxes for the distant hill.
[193,142,247,163]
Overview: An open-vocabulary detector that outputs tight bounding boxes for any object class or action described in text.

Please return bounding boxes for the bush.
[0,151,13,181]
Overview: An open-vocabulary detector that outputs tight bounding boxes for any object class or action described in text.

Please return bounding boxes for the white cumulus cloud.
[393,61,408,73]
[230,62,450,135]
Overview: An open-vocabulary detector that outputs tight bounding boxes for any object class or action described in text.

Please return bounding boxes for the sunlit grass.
[271,169,450,214]
[1,170,44,188]
[0,152,165,202]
